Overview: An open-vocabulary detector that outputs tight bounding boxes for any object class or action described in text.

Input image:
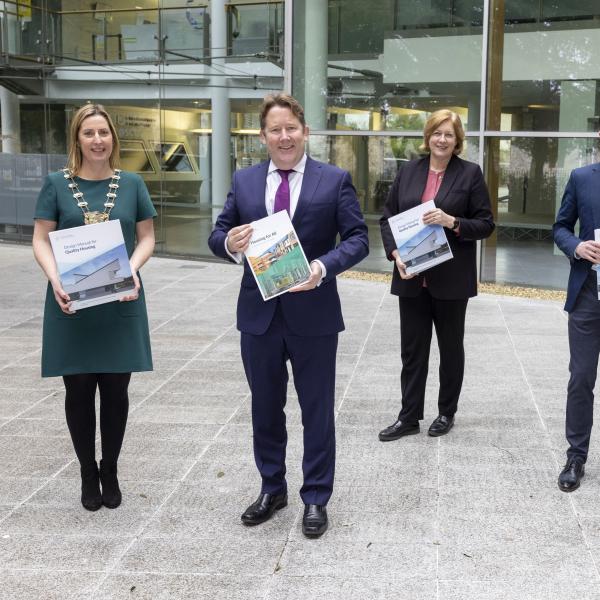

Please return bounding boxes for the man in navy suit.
[554,161,600,492]
[208,93,368,536]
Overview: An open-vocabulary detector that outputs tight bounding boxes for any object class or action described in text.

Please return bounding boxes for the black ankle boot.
[80,462,102,511]
[99,459,122,508]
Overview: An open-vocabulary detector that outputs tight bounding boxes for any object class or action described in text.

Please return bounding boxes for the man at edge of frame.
[554,148,600,494]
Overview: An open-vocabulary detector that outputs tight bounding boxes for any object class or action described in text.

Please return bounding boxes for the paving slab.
[437,579,600,600]
[91,574,269,600]
[0,533,132,570]
[2,243,599,599]
[0,504,155,537]
[279,540,437,579]
[264,575,436,600]
[0,570,101,600]
[117,537,283,575]
[438,543,594,580]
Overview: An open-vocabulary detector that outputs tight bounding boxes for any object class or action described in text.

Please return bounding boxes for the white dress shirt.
[265,154,306,217]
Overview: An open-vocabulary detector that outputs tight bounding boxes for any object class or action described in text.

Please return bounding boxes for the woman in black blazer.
[378,110,495,441]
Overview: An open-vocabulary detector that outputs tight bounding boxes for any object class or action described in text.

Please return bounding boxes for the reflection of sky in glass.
[60,246,130,285]
[399,225,444,255]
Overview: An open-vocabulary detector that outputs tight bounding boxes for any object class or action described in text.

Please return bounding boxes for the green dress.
[35,171,157,377]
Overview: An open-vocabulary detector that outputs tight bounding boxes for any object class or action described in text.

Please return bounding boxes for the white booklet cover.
[244,210,311,301]
[388,199,454,275]
[48,219,136,310]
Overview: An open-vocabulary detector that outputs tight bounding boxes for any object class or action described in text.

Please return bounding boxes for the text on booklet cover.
[244,210,311,301]
[48,219,135,310]
[388,200,453,274]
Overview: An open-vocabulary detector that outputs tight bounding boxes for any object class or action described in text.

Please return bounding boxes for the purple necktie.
[274,169,293,215]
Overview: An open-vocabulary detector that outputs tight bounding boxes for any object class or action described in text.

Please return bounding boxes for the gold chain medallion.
[62,168,121,225]
[83,211,110,225]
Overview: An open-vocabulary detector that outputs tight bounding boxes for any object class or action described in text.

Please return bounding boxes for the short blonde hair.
[67,104,120,175]
[420,109,465,155]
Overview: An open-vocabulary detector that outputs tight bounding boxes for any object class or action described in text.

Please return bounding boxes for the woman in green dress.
[32,104,157,511]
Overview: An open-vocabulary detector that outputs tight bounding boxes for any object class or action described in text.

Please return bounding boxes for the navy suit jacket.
[380,154,495,300]
[554,162,600,313]
[208,156,369,336]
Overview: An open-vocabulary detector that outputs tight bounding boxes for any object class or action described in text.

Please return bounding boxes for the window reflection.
[481,135,598,289]
[156,143,195,173]
[498,2,600,131]
[120,142,154,174]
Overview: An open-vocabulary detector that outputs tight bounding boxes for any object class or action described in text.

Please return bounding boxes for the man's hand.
[422,207,454,229]
[227,224,253,254]
[576,240,600,264]
[289,261,323,292]
[392,250,416,280]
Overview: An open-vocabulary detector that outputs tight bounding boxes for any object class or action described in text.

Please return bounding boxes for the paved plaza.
[1,242,599,599]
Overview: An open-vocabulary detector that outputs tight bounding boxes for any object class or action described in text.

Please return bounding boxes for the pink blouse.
[422,169,445,203]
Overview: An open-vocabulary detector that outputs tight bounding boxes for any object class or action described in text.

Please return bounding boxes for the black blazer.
[380,154,495,300]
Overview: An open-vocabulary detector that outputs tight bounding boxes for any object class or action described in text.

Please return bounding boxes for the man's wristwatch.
[451,218,460,231]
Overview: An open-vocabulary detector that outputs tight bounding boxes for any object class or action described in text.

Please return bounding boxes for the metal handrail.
[28,5,208,17]
[1,1,284,66]
[225,1,282,6]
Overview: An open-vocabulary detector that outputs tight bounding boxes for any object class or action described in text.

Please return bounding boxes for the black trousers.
[62,372,131,467]
[566,271,600,461]
[397,288,468,424]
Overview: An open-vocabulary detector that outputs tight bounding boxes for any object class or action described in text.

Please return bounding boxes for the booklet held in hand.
[244,210,311,301]
[49,219,136,310]
[388,200,454,275]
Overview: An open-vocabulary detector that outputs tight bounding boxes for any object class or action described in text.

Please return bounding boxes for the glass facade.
[1,0,600,289]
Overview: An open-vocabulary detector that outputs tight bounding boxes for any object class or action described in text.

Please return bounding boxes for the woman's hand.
[51,281,75,314]
[122,218,154,302]
[120,269,140,302]
[33,220,76,314]
[393,251,416,280]
[423,207,454,229]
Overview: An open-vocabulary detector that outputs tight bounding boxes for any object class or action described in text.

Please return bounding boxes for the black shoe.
[558,457,585,492]
[302,504,328,537]
[241,492,288,525]
[99,460,122,509]
[378,419,420,442]
[428,415,454,437]
[80,461,102,512]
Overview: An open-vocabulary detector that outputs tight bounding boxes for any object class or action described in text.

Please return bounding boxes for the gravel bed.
[341,270,567,302]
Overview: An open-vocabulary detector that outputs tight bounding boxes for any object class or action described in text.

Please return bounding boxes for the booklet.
[388,199,453,275]
[48,219,136,310]
[244,210,311,301]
